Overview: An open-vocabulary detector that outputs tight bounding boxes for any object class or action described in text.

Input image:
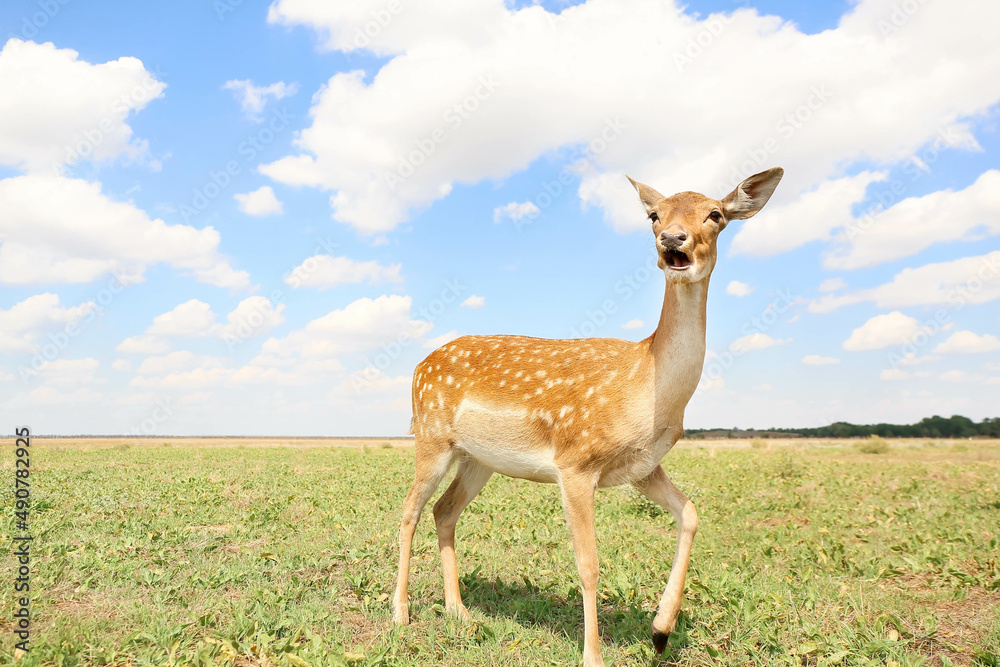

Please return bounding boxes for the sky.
[0,0,998,436]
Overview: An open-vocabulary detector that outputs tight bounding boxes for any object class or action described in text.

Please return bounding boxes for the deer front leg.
[559,471,604,667]
[634,465,698,653]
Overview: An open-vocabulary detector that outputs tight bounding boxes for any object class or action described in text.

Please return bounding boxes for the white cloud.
[130,366,231,390]
[802,355,840,365]
[121,297,285,354]
[932,330,1000,354]
[461,295,485,309]
[940,370,976,382]
[234,185,284,216]
[128,357,332,390]
[116,392,160,405]
[228,365,313,386]
[493,201,539,224]
[36,357,99,386]
[219,296,287,341]
[177,392,214,406]
[0,293,94,352]
[332,368,411,397]
[291,358,345,375]
[424,330,462,349]
[0,42,247,291]
[621,318,644,330]
[818,277,847,293]
[810,251,1000,313]
[147,300,220,338]
[725,280,755,297]
[0,39,165,172]
[285,255,403,290]
[136,351,228,375]
[752,383,771,391]
[0,173,250,288]
[728,333,791,353]
[843,311,921,351]
[895,353,938,367]
[116,335,171,355]
[248,353,297,368]
[3,385,102,408]
[222,79,298,120]
[825,170,1000,270]
[262,0,1000,235]
[261,294,432,358]
[695,375,725,395]
[111,359,132,372]
[881,369,909,380]
[731,171,886,258]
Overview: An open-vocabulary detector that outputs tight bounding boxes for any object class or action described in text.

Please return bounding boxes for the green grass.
[3,439,1000,666]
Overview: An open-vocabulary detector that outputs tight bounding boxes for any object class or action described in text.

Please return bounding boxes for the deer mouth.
[663,249,693,270]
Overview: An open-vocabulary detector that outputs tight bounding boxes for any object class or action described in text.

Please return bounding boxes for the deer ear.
[721,167,784,220]
[626,174,666,215]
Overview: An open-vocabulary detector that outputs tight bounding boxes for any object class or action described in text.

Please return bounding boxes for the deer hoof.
[652,629,670,654]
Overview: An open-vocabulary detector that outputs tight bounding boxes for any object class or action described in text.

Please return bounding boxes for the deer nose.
[659,232,688,249]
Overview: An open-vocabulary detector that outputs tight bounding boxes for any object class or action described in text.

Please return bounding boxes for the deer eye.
[649,211,659,223]
[708,211,722,222]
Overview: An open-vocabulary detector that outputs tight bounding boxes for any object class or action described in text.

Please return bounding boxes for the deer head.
[627,167,784,283]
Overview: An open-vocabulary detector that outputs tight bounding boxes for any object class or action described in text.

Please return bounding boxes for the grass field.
[2,437,999,666]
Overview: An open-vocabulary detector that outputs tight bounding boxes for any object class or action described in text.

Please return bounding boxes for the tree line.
[686,415,1000,439]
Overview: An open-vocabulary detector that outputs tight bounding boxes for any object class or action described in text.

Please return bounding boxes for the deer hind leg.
[432,456,492,621]
[634,465,698,653]
[560,471,605,667]
[392,441,455,626]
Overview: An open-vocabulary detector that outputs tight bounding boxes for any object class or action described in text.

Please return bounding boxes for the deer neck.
[648,276,710,419]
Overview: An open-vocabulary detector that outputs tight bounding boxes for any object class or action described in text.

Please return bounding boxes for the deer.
[392,167,784,667]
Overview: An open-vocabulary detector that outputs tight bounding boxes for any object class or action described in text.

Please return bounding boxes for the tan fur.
[393,168,784,667]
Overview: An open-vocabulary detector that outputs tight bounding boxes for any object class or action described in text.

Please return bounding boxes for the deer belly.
[598,431,675,487]
[452,399,560,483]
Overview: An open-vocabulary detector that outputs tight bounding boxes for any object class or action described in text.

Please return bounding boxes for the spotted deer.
[393,167,784,667]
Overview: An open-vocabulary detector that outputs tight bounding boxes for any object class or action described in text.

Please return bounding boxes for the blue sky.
[0,0,998,435]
